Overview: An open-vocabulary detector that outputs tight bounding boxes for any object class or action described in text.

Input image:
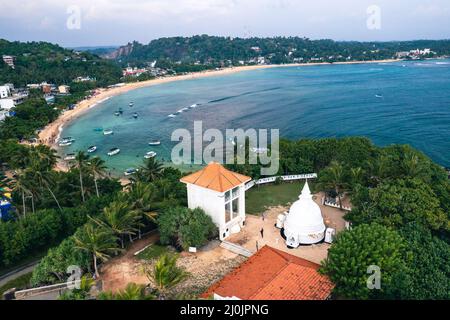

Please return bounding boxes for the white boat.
[64,154,76,161]
[87,146,97,153]
[144,151,157,159]
[114,111,120,116]
[107,148,120,156]
[189,104,198,109]
[178,107,189,113]
[58,141,72,147]
[124,168,138,176]
[168,114,177,118]
[129,102,134,107]
[375,94,383,98]
[103,129,114,135]
[133,112,138,119]
[148,140,161,146]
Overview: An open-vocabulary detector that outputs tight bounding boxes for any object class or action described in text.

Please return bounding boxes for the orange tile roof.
[202,246,334,300]
[180,162,252,193]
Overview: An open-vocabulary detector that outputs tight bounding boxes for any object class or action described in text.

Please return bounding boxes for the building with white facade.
[0,85,11,99]
[180,162,252,240]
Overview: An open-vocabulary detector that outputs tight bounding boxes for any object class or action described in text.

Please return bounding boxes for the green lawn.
[245,182,311,215]
[136,244,172,261]
[0,272,32,298]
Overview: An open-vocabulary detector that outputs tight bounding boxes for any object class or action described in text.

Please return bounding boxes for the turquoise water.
[62,60,450,174]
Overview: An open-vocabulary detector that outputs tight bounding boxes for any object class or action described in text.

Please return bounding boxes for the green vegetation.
[0,39,122,87]
[136,244,171,261]
[97,282,155,300]
[321,223,408,299]
[245,182,304,214]
[112,36,450,69]
[0,272,32,298]
[158,207,217,250]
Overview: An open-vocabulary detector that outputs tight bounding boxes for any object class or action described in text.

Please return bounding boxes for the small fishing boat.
[189,104,198,109]
[133,112,138,119]
[144,151,157,159]
[58,141,73,147]
[375,94,383,98]
[178,107,189,113]
[124,168,138,176]
[103,129,114,135]
[168,114,177,118]
[114,111,121,116]
[129,102,134,107]
[87,146,97,153]
[107,148,120,156]
[60,137,75,143]
[64,154,76,161]
[148,140,161,146]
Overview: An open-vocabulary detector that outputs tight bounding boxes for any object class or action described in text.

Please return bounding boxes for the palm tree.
[318,161,347,209]
[91,201,142,248]
[25,166,62,212]
[74,224,120,278]
[12,173,33,217]
[350,167,364,190]
[145,254,188,300]
[98,283,154,300]
[87,157,107,198]
[136,158,164,183]
[29,145,59,170]
[72,151,90,202]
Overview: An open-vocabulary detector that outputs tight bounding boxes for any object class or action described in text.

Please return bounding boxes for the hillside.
[0,39,122,87]
[106,35,450,67]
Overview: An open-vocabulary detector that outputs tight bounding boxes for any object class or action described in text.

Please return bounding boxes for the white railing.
[322,197,352,211]
[245,173,317,191]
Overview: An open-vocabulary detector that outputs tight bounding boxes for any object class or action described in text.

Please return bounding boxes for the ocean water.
[61,60,450,174]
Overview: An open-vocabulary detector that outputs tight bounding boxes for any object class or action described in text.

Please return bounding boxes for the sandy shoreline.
[38,58,400,153]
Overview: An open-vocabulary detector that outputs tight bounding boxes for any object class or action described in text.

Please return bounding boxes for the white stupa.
[283,181,326,248]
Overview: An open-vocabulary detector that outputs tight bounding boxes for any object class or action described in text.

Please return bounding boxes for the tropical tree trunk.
[79,170,85,202]
[31,195,35,214]
[47,186,63,212]
[93,254,99,278]
[94,177,99,198]
[22,191,26,218]
[128,234,134,243]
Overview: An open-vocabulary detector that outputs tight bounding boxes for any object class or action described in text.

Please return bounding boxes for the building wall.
[0,98,15,110]
[0,86,11,99]
[187,184,225,228]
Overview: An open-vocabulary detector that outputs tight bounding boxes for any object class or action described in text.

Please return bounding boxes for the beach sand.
[38,59,400,169]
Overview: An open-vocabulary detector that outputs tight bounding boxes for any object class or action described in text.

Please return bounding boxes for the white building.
[180,162,252,240]
[58,85,70,94]
[2,55,15,68]
[0,96,25,110]
[282,181,326,247]
[0,85,11,99]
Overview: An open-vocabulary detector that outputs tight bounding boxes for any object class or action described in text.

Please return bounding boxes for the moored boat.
[168,114,177,118]
[114,111,120,116]
[87,146,97,153]
[133,112,138,119]
[64,153,76,161]
[189,104,198,109]
[124,168,138,176]
[129,102,134,107]
[103,129,114,135]
[107,148,120,156]
[148,140,161,146]
[58,141,73,147]
[144,151,157,159]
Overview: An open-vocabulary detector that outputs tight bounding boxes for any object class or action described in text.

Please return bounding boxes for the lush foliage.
[321,224,408,299]
[0,39,122,87]
[158,207,217,250]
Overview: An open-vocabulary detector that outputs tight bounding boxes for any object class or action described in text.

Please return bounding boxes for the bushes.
[158,207,217,250]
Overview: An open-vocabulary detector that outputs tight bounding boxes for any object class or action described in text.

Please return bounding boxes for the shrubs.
[158,207,217,250]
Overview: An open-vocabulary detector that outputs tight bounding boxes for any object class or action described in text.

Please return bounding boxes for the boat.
[60,137,75,143]
[87,146,97,153]
[103,129,114,135]
[129,102,134,107]
[148,140,161,146]
[189,104,198,109]
[118,108,124,114]
[124,168,138,176]
[144,151,157,159]
[375,94,383,98]
[168,114,177,118]
[107,148,120,156]
[178,107,189,113]
[64,154,76,161]
[58,141,73,147]
[133,112,138,119]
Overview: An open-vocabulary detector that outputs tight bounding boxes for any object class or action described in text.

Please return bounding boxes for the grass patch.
[0,272,32,298]
[245,182,312,215]
[136,244,171,261]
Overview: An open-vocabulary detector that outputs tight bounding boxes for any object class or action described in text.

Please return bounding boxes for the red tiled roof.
[202,246,334,300]
[180,162,252,193]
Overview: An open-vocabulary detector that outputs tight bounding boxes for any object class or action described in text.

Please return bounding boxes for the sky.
[1,0,450,47]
